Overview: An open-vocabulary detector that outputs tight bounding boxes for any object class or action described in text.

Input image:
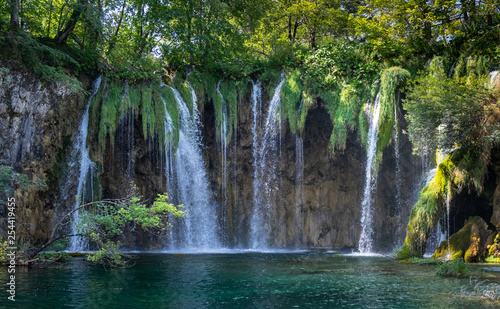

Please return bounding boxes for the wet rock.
[433,216,491,262]
[0,63,89,243]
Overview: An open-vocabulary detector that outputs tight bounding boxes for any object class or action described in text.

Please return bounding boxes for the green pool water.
[2,252,500,308]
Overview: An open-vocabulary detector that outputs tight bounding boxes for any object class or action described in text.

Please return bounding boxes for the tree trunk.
[424,21,432,42]
[309,29,316,50]
[10,0,20,28]
[107,0,127,53]
[292,20,299,45]
[54,0,86,44]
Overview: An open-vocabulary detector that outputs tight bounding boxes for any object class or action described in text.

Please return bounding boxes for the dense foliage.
[29,190,184,266]
[2,0,497,156]
[1,0,499,260]
[1,1,498,80]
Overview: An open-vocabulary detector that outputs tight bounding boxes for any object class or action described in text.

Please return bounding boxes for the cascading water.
[250,74,286,249]
[216,80,229,218]
[67,76,102,252]
[358,91,382,253]
[424,222,447,257]
[250,80,263,248]
[393,102,403,246]
[164,85,222,250]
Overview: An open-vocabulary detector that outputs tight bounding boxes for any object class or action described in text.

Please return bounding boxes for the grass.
[435,259,472,277]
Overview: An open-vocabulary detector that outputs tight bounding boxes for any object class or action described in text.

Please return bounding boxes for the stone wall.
[0,64,89,244]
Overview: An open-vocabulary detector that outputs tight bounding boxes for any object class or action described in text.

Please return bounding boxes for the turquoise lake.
[2,252,500,308]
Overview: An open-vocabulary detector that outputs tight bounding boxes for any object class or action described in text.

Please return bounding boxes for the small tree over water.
[29,188,184,267]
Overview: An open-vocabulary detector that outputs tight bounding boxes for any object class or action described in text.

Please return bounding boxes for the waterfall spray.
[358,91,382,253]
[67,76,102,252]
[250,73,286,249]
[164,86,222,250]
[216,80,229,225]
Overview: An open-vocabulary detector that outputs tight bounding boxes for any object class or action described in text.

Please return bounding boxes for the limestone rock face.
[2,70,423,251]
[198,89,422,251]
[492,185,500,229]
[490,153,500,230]
[0,64,88,243]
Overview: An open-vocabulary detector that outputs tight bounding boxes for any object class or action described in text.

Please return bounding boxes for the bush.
[39,237,73,263]
[435,259,471,277]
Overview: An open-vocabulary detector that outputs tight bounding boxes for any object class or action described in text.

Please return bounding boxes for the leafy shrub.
[0,30,83,93]
[435,259,471,277]
[39,237,72,263]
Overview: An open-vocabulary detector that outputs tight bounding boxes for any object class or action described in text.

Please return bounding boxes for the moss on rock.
[397,156,455,258]
[432,216,489,262]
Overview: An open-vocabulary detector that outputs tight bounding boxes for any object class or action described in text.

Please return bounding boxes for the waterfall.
[250,73,286,249]
[216,80,229,220]
[358,91,382,253]
[393,102,404,246]
[67,76,102,252]
[164,86,222,250]
[424,222,447,257]
[250,80,263,248]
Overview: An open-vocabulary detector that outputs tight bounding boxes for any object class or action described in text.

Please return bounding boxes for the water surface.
[2,252,500,308]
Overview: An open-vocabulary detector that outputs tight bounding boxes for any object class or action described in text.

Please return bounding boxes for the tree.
[404,57,499,156]
[9,0,19,27]
[28,191,184,266]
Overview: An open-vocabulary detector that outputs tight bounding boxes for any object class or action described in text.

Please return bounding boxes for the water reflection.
[1,253,500,308]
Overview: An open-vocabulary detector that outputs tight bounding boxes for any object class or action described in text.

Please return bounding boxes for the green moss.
[260,69,282,96]
[161,86,180,149]
[376,67,410,167]
[174,77,193,114]
[88,79,106,156]
[487,233,500,260]
[152,84,167,148]
[236,78,251,101]
[358,103,369,148]
[399,156,456,257]
[451,250,464,260]
[219,80,238,142]
[485,257,500,263]
[203,73,219,107]
[297,90,315,136]
[187,71,208,111]
[141,84,156,140]
[399,257,439,264]
[281,70,303,135]
[128,84,142,112]
[87,79,182,159]
[395,245,411,260]
[321,84,367,154]
[213,81,224,142]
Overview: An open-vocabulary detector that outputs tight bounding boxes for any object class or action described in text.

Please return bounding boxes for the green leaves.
[404,57,495,155]
[78,193,184,266]
[0,165,46,205]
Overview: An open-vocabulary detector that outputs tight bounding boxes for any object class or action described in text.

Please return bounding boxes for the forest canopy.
[1,0,499,81]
